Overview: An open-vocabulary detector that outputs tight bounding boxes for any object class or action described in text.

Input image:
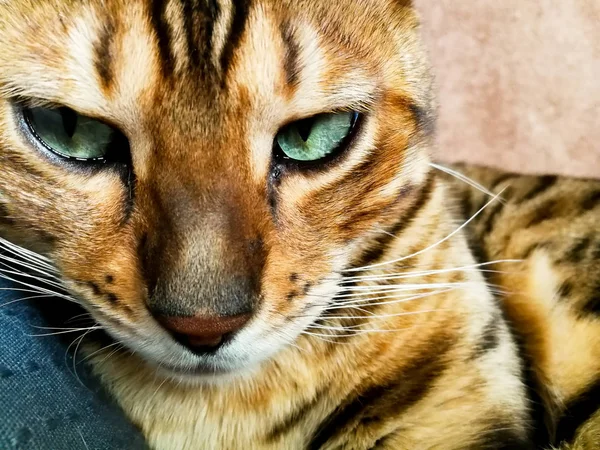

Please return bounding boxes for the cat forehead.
[0,0,401,128]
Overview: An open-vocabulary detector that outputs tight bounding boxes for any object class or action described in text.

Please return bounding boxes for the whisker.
[0,293,55,308]
[430,162,503,201]
[0,272,80,305]
[0,265,67,291]
[27,326,102,337]
[344,189,507,273]
[313,308,443,322]
[0,237,56,270]
[0,255,61,280]
[80,341,123,363]
[96,343,126,365]
[327,288,455,309]
[66,312,94,324]
[329,282,475,297]
[76,428,90,450]
[340,260,522,283]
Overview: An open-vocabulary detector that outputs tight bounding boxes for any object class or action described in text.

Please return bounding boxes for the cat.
[0,0,598,448]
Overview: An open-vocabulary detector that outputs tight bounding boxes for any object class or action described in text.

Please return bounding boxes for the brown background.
[415,0,600,178]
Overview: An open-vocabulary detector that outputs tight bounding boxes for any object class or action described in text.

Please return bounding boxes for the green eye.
[23,106,116,161]
[276,112,358,162]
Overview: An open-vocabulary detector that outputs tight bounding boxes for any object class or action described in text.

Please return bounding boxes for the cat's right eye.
[22,106,118,161]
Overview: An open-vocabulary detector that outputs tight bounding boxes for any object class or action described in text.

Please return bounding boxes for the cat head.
[0,0,434,378]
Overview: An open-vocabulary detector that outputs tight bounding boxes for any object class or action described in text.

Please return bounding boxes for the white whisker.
[0,236,56,270]
[0,272,80,304]
[340,259,522,283]
[27,326,102,337]
[0,293,54,308]
[0,255,61,280]
[0,266,67,291]
[327,288,455,309]
[430,162,503,201]
[313,308,443,322]
[344,189,507,273]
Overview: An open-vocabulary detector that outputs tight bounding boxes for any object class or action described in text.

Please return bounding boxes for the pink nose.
[158,313,251,352]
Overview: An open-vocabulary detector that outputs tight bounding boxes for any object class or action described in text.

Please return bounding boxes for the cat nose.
[158,313,251,354]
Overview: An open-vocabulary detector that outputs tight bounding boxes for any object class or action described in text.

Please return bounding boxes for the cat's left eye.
[275,111,359,163]
[22,106,117,161]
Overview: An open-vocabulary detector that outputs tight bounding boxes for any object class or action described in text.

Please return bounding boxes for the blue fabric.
[0,278,148,450]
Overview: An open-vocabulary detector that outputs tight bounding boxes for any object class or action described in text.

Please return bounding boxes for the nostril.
[157,313,251,354]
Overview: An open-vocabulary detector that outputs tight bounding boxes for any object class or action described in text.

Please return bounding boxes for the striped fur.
[444,164,600,449]
[0,1,597,449]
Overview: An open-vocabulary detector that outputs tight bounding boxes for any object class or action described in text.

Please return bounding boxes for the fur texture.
[0,1,598,449]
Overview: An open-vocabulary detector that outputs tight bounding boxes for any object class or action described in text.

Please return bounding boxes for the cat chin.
[149,355,266,387]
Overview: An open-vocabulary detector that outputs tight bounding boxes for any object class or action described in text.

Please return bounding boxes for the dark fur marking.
[518,176,558,203]
[580,189,600,211]
[352,173,435,269]
[181,0,201,67]
[286,291,297,302]
[105,275,115,284]
[106,293,118,304]
[94,19,116,91]
[490,173,519,191]
[219,0,251,83]
[280,21,301,87]
[555,378,600,446]
[265,389,326,442]
[557,281,573,298]
[248,237,264,255]
[289,273,299,282]
[563,236,591,264]
[481,200,506,235]
[582,281,600,315]
[308,334,451,450]
[88,282,102,296]
[369,434,394,449]
[303,281,312,295]
[181,0,220,71]
[524,200,557,228]
[150,0,175,77]
[471,428,534,450]
[0,204,14,225]
[471,173,518,213]
[459,189,473,218]
[408,102,435,137]
[521,241,552,260]
[501,311,550,447]
[472,315,501,359]
[593,241,600,261]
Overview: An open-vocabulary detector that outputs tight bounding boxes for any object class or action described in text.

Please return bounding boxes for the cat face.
[0,0,434,378]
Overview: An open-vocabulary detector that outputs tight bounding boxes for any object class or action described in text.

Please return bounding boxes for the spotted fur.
[0,1,597,449]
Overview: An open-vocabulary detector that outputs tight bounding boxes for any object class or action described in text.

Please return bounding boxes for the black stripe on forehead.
[150,0,175,77]
[219,0,251,84]
[280,20,301,87]
[94,17,116,91]
[180,0,220,71]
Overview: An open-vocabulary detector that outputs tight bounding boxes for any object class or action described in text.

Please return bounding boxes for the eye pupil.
[59,107,78,138]
[296,118,313,142]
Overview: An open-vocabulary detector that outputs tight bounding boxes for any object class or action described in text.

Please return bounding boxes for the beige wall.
[415,0,600,178]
